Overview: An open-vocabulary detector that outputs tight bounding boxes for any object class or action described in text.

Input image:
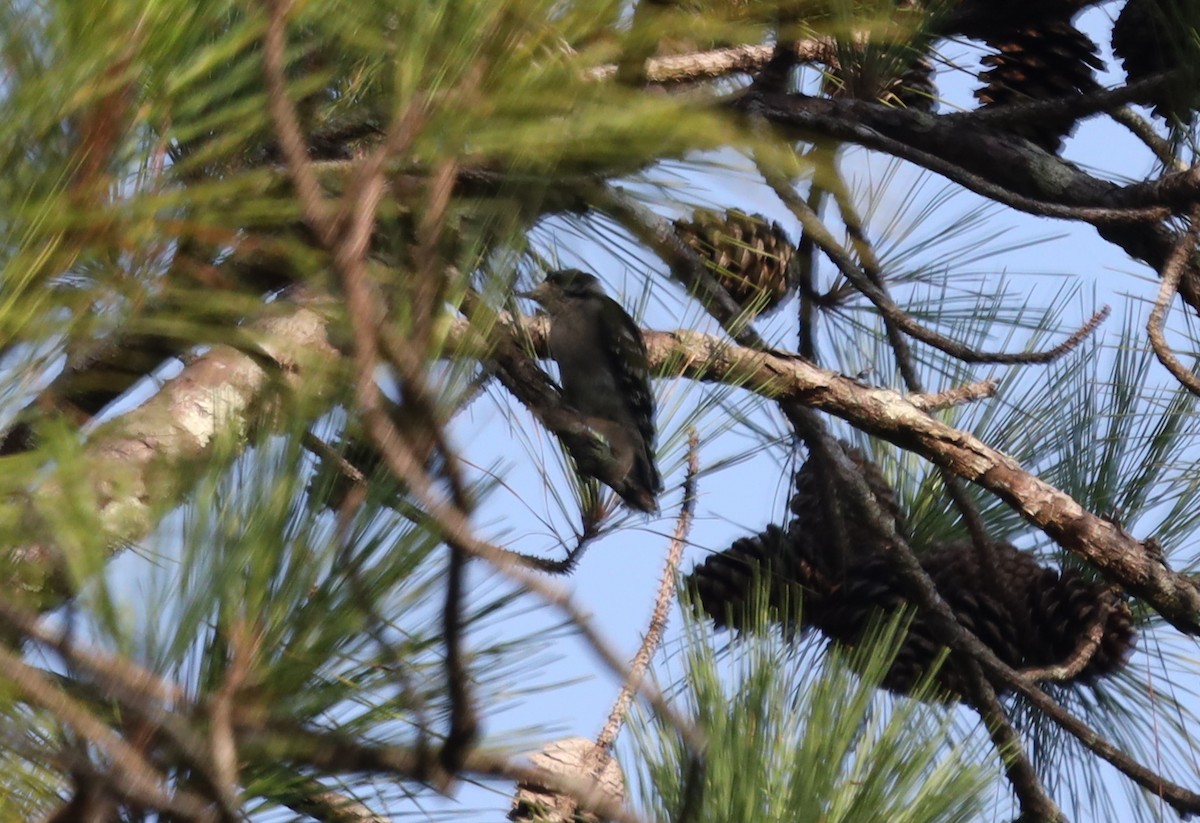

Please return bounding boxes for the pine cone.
[974,20,1104,152]
[686,524,820,632]
[816,541,1024,696]
[788,445,909,576]
[1022,561,1136,681]
[687,445,905,633]
[816,540,1135,698]
[945,0,1101,40]
[674,209,794,315]
[1112,0,1198,123]
[687,446,1136,699]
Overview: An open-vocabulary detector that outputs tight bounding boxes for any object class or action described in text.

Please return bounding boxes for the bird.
[520,269,662,512]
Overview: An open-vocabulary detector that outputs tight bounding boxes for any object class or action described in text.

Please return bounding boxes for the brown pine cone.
[816,541,1023,696]
[944,0,1103,40]
[687,445,907,635]
[1022,561,1136,681]
[974,20,1104,152]
[687,440,1136,700]
[674,209,794,316]
[686,524,823,633]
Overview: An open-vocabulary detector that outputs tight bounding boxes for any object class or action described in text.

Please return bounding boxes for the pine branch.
[733,90,1200,316]
[9,291,1193,638]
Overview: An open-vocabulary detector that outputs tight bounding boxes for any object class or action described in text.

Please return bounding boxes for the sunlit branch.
[586,39,839,85]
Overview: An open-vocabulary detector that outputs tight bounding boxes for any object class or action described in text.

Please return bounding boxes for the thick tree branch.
[586,39,839,85]
[1,292,341,610]
[596,430,699,752]
[733,90,1200,314]
[471,314,1200,634]
[8,291,1195,640]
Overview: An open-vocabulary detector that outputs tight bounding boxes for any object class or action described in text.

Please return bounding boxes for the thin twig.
[281,781,393,822]
[795,161,826,362]
[596,428,700,751]
[331,474,440,782]
[813,440,1061,818]
[1147,205,1200,396]
[439,541,478,777]
[1018,591,1119,684]
[996,663,1200,814]
[521,430,704,823]
[943,72,1175,129]
[818,157,1009,593]
[771,143,861,574]
[759,154,1111,365]
[1110,107,1182,171]
[906,379,998,410]
[961,661,1065,821]
[262,18,706,745]
[0,643,215,820]
[264,0,479,786]
[516,512,607,576]
[261,0,337,244]
[785,150,1172,813]
[209,619,258,818]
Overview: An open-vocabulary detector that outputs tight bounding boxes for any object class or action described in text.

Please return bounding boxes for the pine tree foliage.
[630,615,993,823]
[2,0,1200,821]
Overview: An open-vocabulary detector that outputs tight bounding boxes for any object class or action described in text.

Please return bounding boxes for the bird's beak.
[517,282,550,303]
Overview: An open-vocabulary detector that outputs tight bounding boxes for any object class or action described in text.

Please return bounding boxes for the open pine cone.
[674,208,794,316]
[688,446,907,633]
[816,539,1135,696]
[974,20,1104,152]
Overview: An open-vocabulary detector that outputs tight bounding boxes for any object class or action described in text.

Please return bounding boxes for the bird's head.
[519,269,607,311]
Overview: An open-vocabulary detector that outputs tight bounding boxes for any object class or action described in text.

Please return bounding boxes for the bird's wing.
[598,295,661,497]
